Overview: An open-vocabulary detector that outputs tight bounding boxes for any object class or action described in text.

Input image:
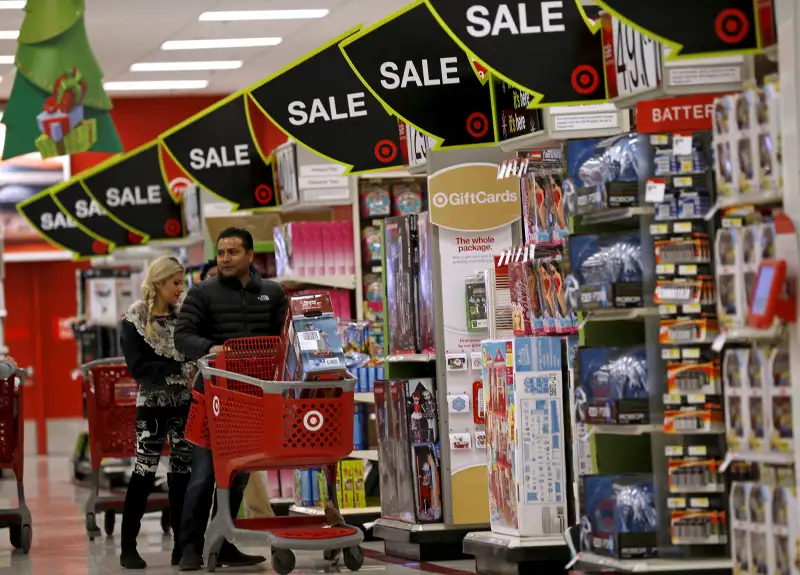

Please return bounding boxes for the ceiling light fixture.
[0,1,24,9]
[0,31,18,39]
[104,80,209,91]
[161,37,282,50]
[131,60,242,72]
[199,9,329,21]
[0,55,14,64]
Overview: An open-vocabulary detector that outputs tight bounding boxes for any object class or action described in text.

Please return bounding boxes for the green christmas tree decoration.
[2,0,122,159]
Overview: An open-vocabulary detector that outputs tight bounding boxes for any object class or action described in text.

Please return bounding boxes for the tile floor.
[0,457,477,575]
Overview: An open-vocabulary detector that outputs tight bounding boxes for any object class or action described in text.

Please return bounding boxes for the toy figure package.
[384,215,420,354]
[405,378,443,523]
[521,171,552,244]
[573,134,642,214]
[581,474,658,558]
[417,213,435,353]
[566,232,644,309]
[465,275,488,333]
[360,181,392,217]
[392,181,424,216]
[282,293,348,382]
[575,347,649,425]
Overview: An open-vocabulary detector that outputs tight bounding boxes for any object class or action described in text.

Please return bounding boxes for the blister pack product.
[360,182,392,217]
[581,474,658,559]
[416,212,435,354]
[567,232,644,309]
[748,485,774,575]
[767,345,792,453]
[713,95,739,198]
[748,346,770,452]
[758,80,783,193]
[724,348,750,451]
[384,215,419,355]
[392,181,424,216]
[362,226,382,264]
[521,171,553,243]
[735,89,759,195]
[576,347,649,425]
[715,227,746,328]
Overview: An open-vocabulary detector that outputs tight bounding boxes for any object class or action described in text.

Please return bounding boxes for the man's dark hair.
[217,227,254,252]
[200,259,217,280]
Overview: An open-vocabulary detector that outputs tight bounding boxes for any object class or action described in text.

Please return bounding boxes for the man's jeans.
[179,444,249,553]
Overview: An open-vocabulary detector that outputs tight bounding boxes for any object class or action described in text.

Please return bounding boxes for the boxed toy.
[768,345,792,453]
[576,347,649,425]
[772,486,799,575]
[384,215,420,354]
[748,347,770,452]
[392,181,424,216]
[724,348,750,451]
[581,474,658,559]
[360,181,392,217]
[566,232,643,309]
[282,293,348,381]
[417,212,436,353]
[748,484,774,575]
[758,79,783,193]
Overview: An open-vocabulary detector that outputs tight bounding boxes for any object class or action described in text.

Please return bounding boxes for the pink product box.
[266,469,295,499]
[341,221,355,275]
[322,222,337,276]
[308,222,325,276]
[287,222,305,276]
[333,222,346,275]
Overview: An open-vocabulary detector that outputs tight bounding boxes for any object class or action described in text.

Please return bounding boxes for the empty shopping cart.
[79,358,170,540]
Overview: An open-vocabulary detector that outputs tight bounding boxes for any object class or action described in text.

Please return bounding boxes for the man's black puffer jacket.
[174,270,288,391]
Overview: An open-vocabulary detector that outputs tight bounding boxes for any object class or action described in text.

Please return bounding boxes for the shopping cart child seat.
[0,361,31,553]
[78,358,170,540]
[195,336,364,574]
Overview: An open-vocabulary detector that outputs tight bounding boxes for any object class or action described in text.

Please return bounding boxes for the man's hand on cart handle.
[209,345,223,354]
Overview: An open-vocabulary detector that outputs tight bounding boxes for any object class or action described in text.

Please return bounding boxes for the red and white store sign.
[636,94,723,134]
[601,12,662,100]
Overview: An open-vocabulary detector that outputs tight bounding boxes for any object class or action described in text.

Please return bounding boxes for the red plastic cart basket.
[79,358,170,540]
[0,362,31,553]
[197,337,364,574]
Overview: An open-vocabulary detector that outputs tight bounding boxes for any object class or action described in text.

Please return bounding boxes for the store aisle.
[0,457,477,575]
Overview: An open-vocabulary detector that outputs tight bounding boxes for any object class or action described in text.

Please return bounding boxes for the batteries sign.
[248,28,405,174]
[341,2,496,149]
[424,1,607,106]
[17,191,108,259]
[161,95,278,210]
[82,142,186,242]
[594,0,759,57]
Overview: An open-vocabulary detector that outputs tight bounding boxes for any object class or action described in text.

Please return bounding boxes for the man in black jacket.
[174,227,287,571]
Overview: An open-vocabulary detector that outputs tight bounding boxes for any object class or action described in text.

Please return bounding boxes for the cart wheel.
[19,525,31,554]
[103,511,115,536]
[271,549,295,575]
[206,552,218,573]
[160,508,170,535]
[343,546,364,571]
[323,548,341,565]
[9,523,20,548]
[86,513,100,541]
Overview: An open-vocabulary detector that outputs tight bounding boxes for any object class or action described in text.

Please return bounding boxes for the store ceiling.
[0,0,412,98]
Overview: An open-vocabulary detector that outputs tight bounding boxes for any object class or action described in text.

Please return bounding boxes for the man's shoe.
[218,542,266,567]
[120,547,147,570]
[171,546,182,567]
[178,547,203,572]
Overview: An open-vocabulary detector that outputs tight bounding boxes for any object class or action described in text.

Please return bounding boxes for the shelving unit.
[567,552,732,573]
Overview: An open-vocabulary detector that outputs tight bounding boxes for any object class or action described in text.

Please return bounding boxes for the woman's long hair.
[141,255,184,338]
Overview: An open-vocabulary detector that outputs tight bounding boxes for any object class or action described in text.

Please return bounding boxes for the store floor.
[0,457,478,575]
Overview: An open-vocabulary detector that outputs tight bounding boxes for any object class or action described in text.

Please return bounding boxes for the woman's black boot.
[168,473,191,566]
[120,472,154,569]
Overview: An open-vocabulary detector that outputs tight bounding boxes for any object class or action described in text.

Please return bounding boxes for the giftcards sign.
[161,95,278,210]
[17,192,108,258]
[53,181,142,249]
[424,0,607,106]
[428,163,521,232]
[341,2,495,149]
[594,0,759,57]
[249,29,405,174]
[82,142,186,242]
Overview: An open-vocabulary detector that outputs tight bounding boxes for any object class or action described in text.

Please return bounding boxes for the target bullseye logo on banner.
[213,396,221,417]
[303,410,324,432]
[168,177,194,199]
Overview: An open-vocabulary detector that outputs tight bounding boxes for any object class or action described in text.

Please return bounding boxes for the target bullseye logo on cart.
[303,410,324,432]
[213,396,220,417]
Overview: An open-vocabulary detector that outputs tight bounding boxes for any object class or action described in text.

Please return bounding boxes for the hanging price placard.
[601,13,662,99]
[595,0,760,57]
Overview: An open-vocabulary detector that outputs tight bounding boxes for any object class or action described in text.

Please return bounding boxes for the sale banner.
[249,28,406,174]
[81,142,186,243]
[17,190,109,259]
[424,0,607,107]
[595,0,762,57]
[341,1,496,150]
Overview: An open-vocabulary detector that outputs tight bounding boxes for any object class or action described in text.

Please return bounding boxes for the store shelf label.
[687,445,708,456]
[682,303,702,314]
[656,264,675,275]
[673,176,693,188]
[645,178,667,203]
[682,348,701,359]
[679,264,698,276]
[674,221,692,233]
[662,348,681,360]
[650,223,669,235]
[665,445,684,457]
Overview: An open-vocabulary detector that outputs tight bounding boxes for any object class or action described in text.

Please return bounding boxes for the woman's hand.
[209,345,223,354]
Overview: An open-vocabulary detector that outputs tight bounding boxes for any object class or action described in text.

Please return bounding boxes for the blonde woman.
[118,256,195,569]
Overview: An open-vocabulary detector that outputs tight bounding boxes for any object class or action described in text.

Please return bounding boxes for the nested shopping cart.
[79,358,170,540]
[192,336,364,574]
[0,361,32,553]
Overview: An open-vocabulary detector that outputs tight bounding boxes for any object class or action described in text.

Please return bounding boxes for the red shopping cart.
[195,337,364,574]
[0,362,31,553]
[79,358,170,541]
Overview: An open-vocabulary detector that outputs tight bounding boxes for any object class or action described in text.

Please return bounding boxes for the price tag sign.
[673,133,693,156]
[656,264,676,275]
[650,223,669,235]
[688,445,708,456]
[662,348,681,360]
[674,176,693,188]
[609,15,662,98]
[674,222,692,233]
[665,445,684,456]
[650,134,669,146]
[645,178,667,203]
[683,303,702,314]
[679,264,698,276]
[683,348,701,359]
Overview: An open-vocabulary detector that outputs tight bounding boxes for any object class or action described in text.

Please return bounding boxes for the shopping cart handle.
[77,357,127,376]
[197,357,357,394]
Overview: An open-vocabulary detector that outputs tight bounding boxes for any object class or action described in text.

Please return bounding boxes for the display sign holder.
[498,103,632,153]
